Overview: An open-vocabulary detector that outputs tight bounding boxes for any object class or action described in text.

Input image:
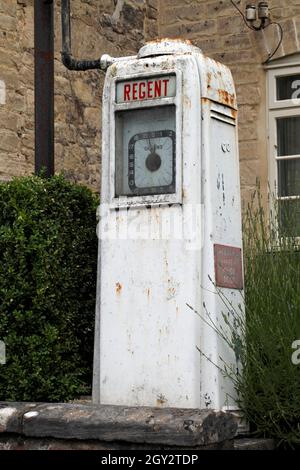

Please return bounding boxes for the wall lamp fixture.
[231,1,283,63]
[245,2,269,30]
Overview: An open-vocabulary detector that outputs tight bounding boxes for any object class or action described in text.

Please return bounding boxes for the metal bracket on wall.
[230,0,283,63]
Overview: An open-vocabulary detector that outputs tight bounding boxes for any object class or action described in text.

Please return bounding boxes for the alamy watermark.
[0,341,6,365]
[0,80,5,105]
[289,79,300,104]
[291,340,300,365]
[96,202,203,251]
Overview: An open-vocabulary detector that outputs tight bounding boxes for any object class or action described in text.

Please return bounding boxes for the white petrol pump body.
[93,40,244,411]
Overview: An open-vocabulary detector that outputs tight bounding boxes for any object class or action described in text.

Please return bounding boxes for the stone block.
[0,402,238,449]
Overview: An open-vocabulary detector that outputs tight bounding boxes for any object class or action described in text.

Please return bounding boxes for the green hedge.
[0,175,98,401]
[239,192,300,447]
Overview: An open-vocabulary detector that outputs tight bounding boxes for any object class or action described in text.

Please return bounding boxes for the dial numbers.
[115,105,176,197]
[128,130,175,195]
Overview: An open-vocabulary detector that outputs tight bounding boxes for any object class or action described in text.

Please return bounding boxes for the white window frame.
[267,60,300,238]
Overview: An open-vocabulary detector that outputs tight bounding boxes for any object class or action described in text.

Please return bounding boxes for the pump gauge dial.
[128,130,175,195]
[115,105,176,197]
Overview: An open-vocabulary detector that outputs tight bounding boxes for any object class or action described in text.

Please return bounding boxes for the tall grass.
[212,188,300,447]
[239,189,300,446]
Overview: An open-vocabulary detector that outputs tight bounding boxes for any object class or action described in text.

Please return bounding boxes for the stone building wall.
[0,0,158,189]
[0,0,34,182]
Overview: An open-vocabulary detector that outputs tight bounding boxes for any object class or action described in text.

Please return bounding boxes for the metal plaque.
[214,244,243,290]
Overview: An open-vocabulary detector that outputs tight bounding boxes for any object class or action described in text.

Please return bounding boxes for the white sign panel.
[116,75,176,103]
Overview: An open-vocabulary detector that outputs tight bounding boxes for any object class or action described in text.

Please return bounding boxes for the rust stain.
[202,96,237,115]
[156,394,167,406]
[230,108,238,120]
[146,288,151,299]
[115,282,122,295]
[183,95,191,108]
[168,287,176,298]
[167,277,178,301]
[38,51,54,62]
[218,88,235,108]
[207,71,212,89]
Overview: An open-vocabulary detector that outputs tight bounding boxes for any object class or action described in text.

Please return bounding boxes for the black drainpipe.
[34,0,102,178]
[34,0,105,176]
[34,0,54,177]
[61,0,101,70]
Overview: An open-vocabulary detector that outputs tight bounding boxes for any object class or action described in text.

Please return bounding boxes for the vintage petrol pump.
[91,39,244,411]
[60,0,243,415]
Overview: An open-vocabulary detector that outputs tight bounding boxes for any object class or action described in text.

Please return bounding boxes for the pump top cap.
[138,39,201,59]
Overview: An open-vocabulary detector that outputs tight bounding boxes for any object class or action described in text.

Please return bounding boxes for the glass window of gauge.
[115,105,176,197]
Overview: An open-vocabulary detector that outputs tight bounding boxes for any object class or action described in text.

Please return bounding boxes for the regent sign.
[116,75,176,103]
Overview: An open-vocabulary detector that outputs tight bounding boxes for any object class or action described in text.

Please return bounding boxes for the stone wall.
[157,0,300,205]
[0,1,34,182]
[0,0,158,189]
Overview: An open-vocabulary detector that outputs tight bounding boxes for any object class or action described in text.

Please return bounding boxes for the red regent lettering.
[163,79,169,96]
[154,80,161,98]
[122,78,171,102]
[124,84,130,101]
[132,82,138,100]
[139,82,146,100]
[147,81,153,99]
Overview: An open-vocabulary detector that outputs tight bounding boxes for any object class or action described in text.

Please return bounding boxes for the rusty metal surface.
[199,55,237,110]
[94,40,244,412]
[136,40,237,110]
[34,0,54,176]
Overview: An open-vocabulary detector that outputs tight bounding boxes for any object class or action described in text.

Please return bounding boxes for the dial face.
[128,130,175,195]
[115,105,176,197]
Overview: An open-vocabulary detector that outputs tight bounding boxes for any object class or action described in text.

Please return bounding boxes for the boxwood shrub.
[0,175,98,401]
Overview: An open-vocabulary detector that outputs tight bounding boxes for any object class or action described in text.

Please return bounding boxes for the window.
[267,58,300,237]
